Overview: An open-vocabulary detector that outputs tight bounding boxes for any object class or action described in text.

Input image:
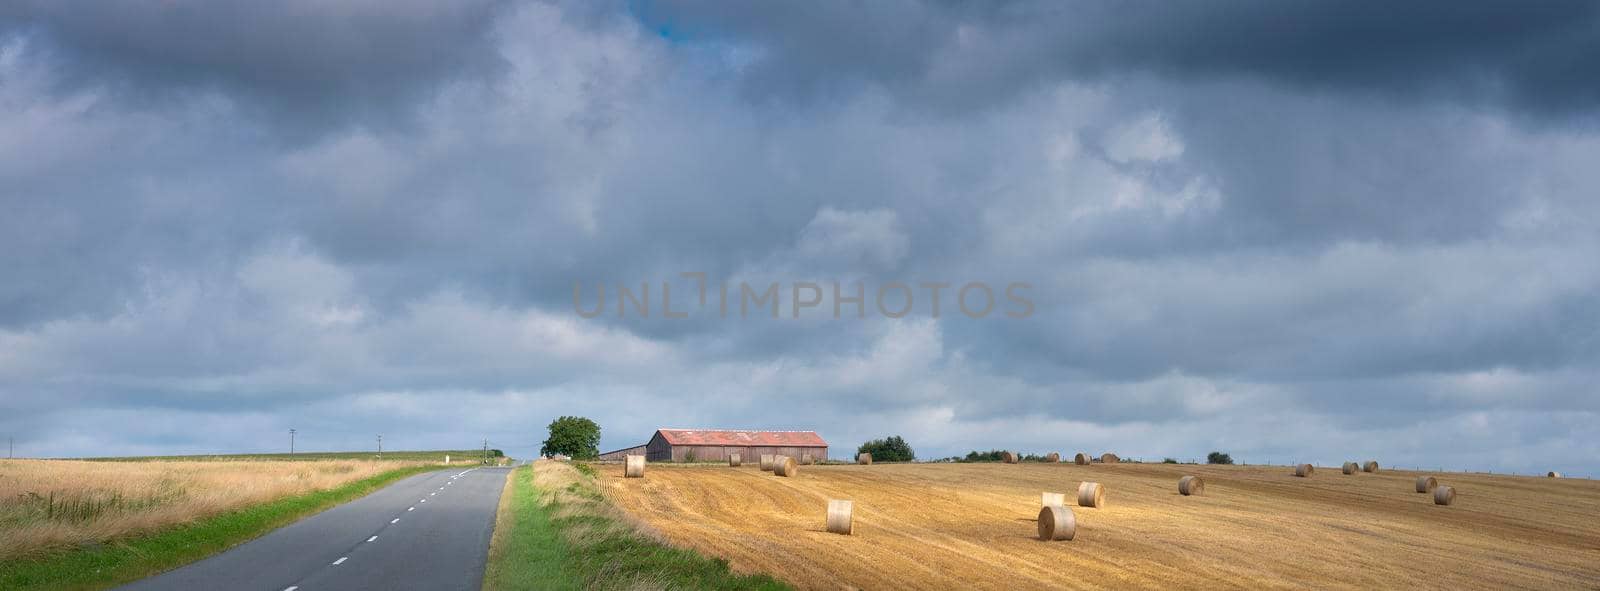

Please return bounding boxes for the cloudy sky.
[2,1,1597,474]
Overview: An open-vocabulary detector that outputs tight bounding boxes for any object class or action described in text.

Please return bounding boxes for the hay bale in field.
[1343,462,1358,475]
[1037,505,1076,541]
[1294,463,1314,477]
[800,453,815,465]
[1002,451,1019,464]
[1363,461,1379,473]
[624,455,645,478]
[1042,492,1066,507]
[826,500,854,535]
[775,456,798,477]
[1077,481,1105,508]
[1415,475,1437,493]
[1100,453,1120,464]
[1434,485,1455,506]
[728,453,742,467]
[857,452,872,465]
[760,454,775,471]
[1046,452,1061,463]
[1074,452,1089,465]
[1548,471,1562,478]
[1178,475,1204,496]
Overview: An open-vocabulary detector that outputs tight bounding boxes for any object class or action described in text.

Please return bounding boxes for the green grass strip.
[483,465,577,590]
[484,464,791,591]
[0,465,444,591]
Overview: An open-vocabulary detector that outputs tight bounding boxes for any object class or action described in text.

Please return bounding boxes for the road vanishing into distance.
[119,467,512,591]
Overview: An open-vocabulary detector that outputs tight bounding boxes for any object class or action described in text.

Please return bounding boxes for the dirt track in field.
[599,462,1600,590]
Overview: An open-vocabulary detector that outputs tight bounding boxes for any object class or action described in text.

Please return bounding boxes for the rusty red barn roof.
[654,429,827,447]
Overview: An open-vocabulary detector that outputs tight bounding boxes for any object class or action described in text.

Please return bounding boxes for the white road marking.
[408,507,415,511]
[332,557,348,566]
[420,499,426,503]
[430,492,436,496]
[284,587,299,591]
[391,518,400,524]
[367,536,378,542]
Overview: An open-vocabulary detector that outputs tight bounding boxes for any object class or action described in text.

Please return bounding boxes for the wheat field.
[0,459,425,561]
[600,462,1600,590]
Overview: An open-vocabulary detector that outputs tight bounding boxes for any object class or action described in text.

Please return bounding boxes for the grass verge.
[484,461,791,591]
[0,464,444,591]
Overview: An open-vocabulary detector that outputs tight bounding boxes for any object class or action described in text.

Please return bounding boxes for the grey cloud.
[637,1,1600,118]
[1,0,511,132]
[1,2,1598,475]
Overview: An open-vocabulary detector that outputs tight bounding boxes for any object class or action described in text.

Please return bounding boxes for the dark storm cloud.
[636,0,1600,117]
[0,0,512,131]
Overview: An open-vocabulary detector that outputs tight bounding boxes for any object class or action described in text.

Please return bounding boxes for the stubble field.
[600,462,1600,590]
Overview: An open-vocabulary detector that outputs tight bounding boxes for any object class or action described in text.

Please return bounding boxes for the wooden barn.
[596,444,646,461]
[640,428,829,463]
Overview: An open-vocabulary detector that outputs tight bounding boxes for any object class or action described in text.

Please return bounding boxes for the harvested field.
[600,462,1600,590]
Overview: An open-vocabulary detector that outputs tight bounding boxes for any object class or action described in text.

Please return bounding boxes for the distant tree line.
[933,450,1058,463]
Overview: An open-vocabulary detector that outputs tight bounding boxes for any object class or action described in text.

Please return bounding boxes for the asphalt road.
[119,466,512,591]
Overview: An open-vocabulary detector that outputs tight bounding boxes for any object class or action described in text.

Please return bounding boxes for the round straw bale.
[1077,481,1105,508]
[800,453,815,465]
[728,453,742,467]
[1343,462,1358,475]
[1363,461,1379,473]
[857,452,872,465]
[624,455,645,478]
[1294,463,1314,477]
[1433,485,1455,506]
[1547,471,1561,478]
[1100,453,1120,464]
[1046,452,1061,463]
[775,456,798,477]
[760,454,775,471]
[826,500,853,535]
[1037,505,1077,541]
[1415,475,1436,493]
[1074,452,1089,465]
[1041,492,1066,507]
[1002,451,1019,464]
[1178,475,1204,496]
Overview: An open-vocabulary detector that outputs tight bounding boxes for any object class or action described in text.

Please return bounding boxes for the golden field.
[0,459,426,561]
[600,461,1600,590]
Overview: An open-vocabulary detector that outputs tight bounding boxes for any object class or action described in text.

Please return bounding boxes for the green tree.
[1207,451,1234,465]
[857,435,915,462]
[541,416,601,459]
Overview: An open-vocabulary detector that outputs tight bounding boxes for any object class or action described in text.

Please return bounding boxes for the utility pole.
[7,436,12,459]
[483,438,489,465]
[289,429,297,455]
[377,435,383,460]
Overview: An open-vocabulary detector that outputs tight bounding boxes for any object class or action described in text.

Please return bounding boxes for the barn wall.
[597,444,646,461]
[668,445,828,462]
[645,432,674,462]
